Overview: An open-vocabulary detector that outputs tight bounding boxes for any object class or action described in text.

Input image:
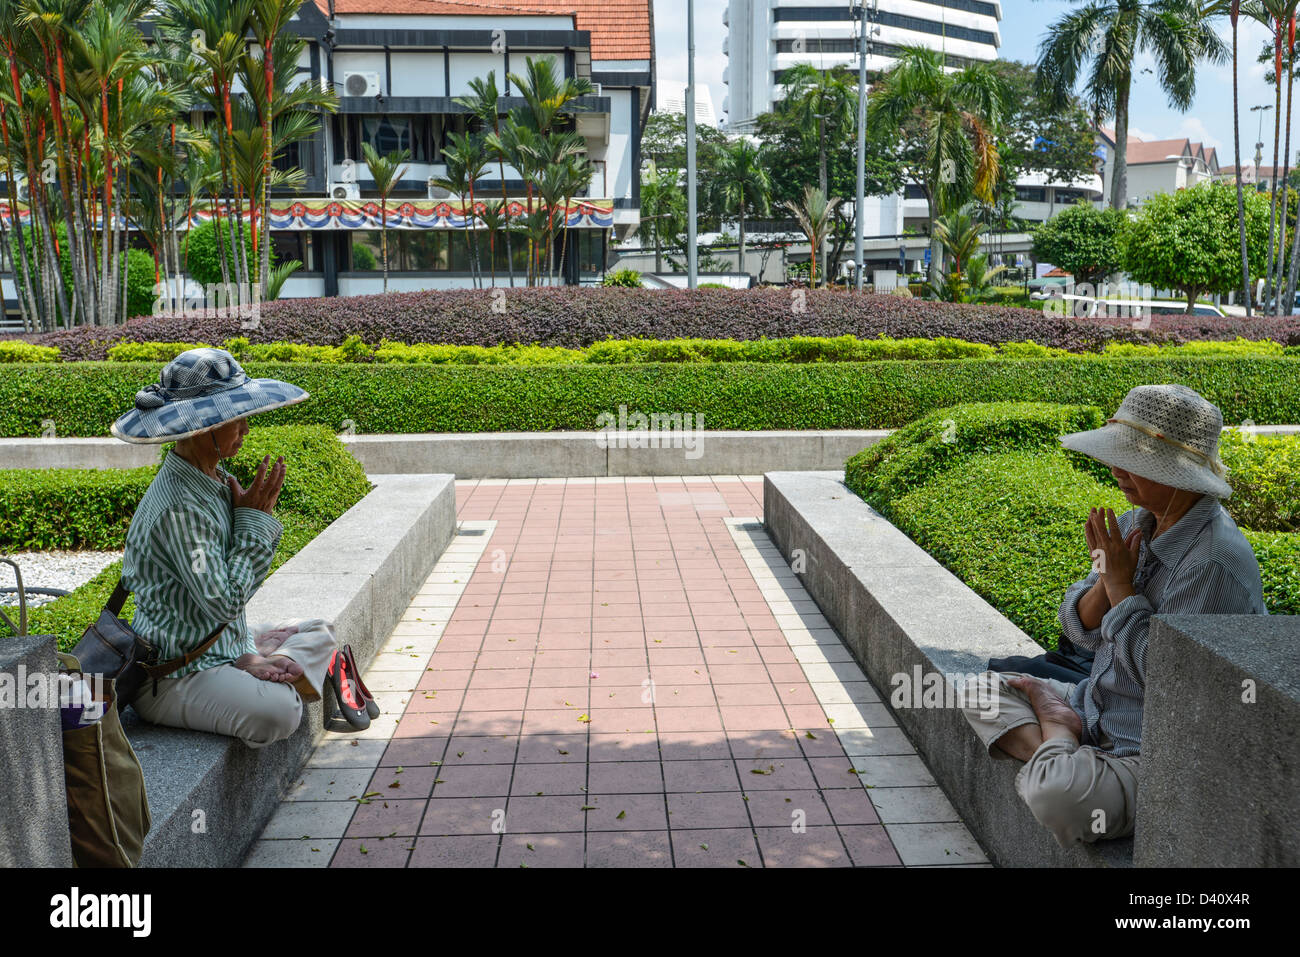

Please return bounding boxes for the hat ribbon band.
[1106,417,1227,478]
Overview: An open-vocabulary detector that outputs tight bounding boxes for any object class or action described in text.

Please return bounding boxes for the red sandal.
[341,644,380,720]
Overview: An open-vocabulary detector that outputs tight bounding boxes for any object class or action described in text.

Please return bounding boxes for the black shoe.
[342,644,381,720]
[327,649,370,730]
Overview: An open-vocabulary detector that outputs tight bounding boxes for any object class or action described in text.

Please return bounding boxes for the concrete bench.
[1,473,455,868]
[763,470,1300,868]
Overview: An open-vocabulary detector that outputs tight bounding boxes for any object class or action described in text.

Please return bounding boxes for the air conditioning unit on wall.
[329,181,360,200]
[343,71,380,97]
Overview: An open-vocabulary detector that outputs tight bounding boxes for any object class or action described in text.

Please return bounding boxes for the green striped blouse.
[122,450,282,678]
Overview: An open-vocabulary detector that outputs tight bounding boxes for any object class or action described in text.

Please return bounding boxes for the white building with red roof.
[244,0,654,293]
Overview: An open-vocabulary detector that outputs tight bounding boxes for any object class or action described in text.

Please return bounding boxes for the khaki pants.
[132,618,336,749]
[961,671,1140,847]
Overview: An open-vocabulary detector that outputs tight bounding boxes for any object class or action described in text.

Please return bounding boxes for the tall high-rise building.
[722,0,1002,131]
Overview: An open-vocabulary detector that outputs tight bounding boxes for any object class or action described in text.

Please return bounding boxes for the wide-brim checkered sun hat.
[111,348,308,444]
[1059,384,1232,499]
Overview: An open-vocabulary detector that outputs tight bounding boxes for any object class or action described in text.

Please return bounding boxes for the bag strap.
[106,580,130,617]
[140,622,226,680]
[107,578,229,680]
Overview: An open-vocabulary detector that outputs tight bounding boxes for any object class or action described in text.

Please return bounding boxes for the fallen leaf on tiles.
[580,805,597,811]
[784,798,792,803]
[727,650,738,655]
[527,843,536,851]
[363,791,381,798]
[564,701,572,707]
[737,859,749,867]
[435,779,445,784]
[608,692,615,698]
[749,767,774,775]
[577,714,591,723]
[359,845,369,855]
[536,791,544,796]
[457,752,465,758]
[388,781,400,789]
[350,740,359,747]
[699,843,709,851]
[653,639,663,643]
[616,811,626,820]
[805,732,817,740]
[848,768,863,775]
[311,848,320,852]
[430,760,442,766]
[395,767,405,774]
[557,749,569,755]
[520,863,529,869]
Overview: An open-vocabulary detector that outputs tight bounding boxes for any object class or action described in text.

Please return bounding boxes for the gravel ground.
[0,550,123,608]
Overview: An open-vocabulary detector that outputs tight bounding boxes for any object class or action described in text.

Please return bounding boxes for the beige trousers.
[961,671,1141,847]
[132,618,337,749]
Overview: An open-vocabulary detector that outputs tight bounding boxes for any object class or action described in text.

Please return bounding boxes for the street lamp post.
[686,0,697,289]
[853,0,878,292]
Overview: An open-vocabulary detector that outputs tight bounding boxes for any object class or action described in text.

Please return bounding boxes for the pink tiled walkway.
[336,478,902,867]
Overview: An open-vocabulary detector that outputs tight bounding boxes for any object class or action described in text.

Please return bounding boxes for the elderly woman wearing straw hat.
[961,384,1267,847]
[111,348,375,747]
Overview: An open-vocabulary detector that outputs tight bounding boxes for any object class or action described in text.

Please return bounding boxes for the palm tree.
[712,138,771,278]
[248,0,300,297]
[477,197,507,286]
[868,46,1009,282]
[457,71,516,286]
[1211,0,1255,313]
[442,130,489,287]
[781,185,842,287]
[639,161,686,274]
[1037,0,1227,211]
[925,205,1005,301]
[361,141,410,293]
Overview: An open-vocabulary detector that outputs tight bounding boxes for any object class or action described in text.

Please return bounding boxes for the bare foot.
[255,625,299,656]
[1008,676,1082,743]
[234,653,297,684]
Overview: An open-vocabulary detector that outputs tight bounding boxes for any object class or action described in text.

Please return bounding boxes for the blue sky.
[653,1,1288,164]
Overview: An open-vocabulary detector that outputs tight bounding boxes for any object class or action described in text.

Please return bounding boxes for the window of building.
[333,115,437,165]
[1015,186,1046,203]
[270,231,316,272]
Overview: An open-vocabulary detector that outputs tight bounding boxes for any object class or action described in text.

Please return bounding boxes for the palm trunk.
[381,196,389,293]
[739,211,746,277]
[496,140,514,286]
[1111,79,1131,210]
[1233,19,1252,316]
[1274,54,1294,315]
[1266,30,1284,310]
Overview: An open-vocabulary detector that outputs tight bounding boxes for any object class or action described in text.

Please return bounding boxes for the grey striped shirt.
[122,451,282,678]
[1059,493,1267,757]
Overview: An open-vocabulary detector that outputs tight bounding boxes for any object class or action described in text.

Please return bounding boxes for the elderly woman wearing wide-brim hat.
[961,384,1267,847]
[114,349,373,746]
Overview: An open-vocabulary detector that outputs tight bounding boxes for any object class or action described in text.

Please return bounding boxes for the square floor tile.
[670,828,760,868]
[500,832,585,868]
[753,825,851,867]
[585,830,672,868]
[408,834,500,867]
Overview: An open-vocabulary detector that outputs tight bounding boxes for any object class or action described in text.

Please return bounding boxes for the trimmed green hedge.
[845,403,1299,648]
[2,356,1299,437]
[1,425,371,651]
[0,465,160,550]
[1219,431,1300,532]
[78,334,1300,366]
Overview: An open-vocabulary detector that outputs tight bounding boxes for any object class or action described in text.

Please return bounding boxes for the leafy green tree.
[1036,0,1226,211]
[1031,202,1127,286]
[781,185,842,287]
[926,206,1007,302]
[1120,181,1270,312]
[988,59,1101,189]
[639,161,687,273]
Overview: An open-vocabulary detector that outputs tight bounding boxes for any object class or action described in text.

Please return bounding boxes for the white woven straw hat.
[1059,384,1232,499]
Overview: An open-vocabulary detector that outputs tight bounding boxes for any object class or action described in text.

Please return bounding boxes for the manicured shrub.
[846,403,1299,647]
[220,424,370,523]
[1220,431,1300,532]
[50,334,1298,367]
[2,356,1298,438]
[0,341,59,362]
[601,268,642,287]
[21,287,1300,360]
[0,465,160,550]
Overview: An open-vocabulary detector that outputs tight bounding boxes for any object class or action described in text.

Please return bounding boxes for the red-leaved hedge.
[16,287,1300,359]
